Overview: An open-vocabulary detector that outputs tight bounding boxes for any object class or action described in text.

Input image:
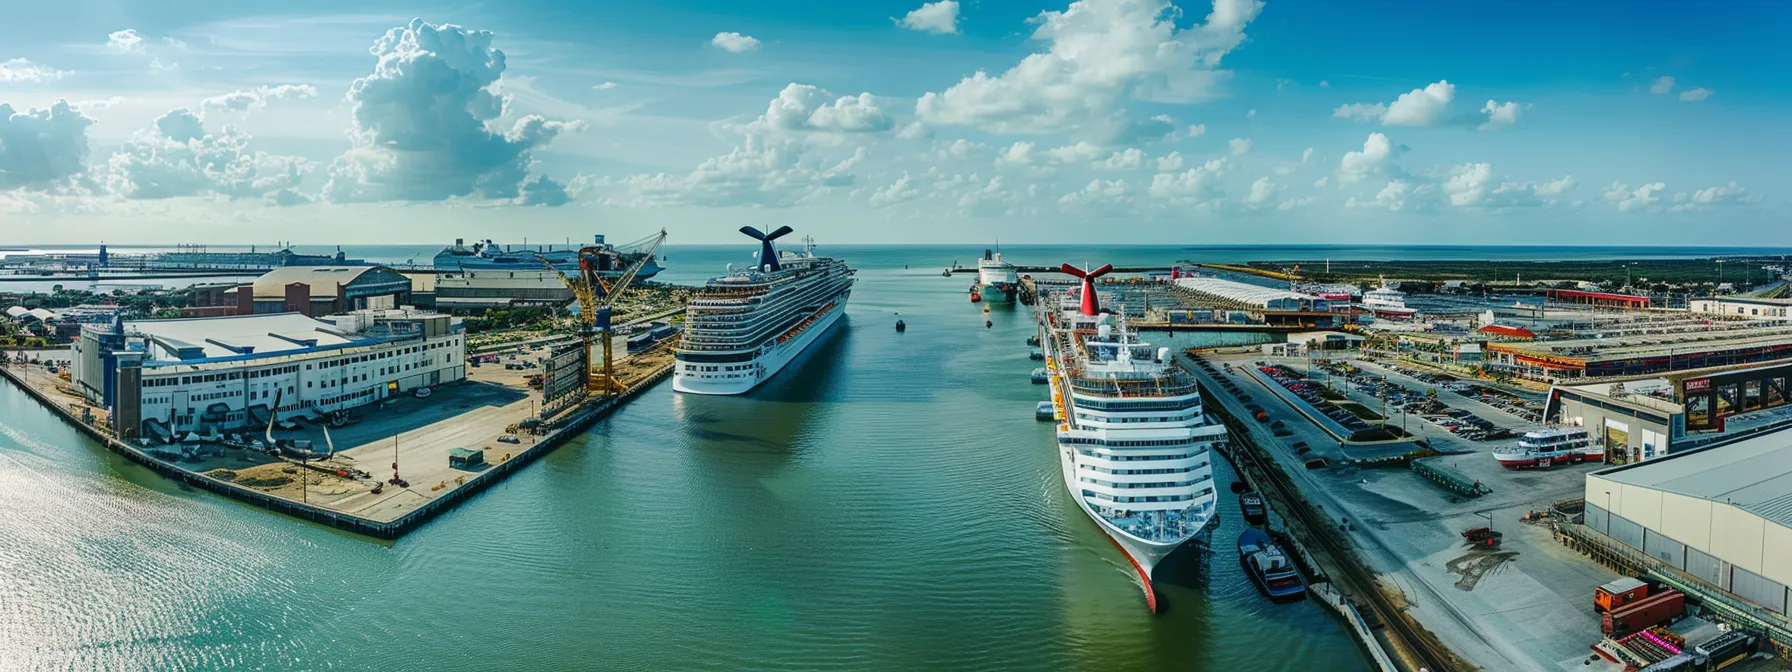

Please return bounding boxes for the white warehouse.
[1173,277,1331,311]
[1585,431,1792,616]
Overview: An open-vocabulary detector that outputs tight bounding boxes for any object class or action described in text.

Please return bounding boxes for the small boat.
[1030,368,1050,384]
[1026,335,1040,346]
[970,288,982,303]
[1239,490,1268,526]
[895,319,906,333]
[1035,401,1056,421]
[1028,348,1045,360]
[1239,529,1307,602]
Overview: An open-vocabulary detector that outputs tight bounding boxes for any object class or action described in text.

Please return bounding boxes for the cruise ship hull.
[975,282,1019,303]
[1056,441,1209,613]
[673,300,847,395]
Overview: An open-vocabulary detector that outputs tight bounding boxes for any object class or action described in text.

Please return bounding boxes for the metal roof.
[1174,277,1319,308]
[1597,430,1792,529]
[126,313,359,363]
[251,266,388,300]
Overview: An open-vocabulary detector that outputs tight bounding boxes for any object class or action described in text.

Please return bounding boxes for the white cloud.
[934,138,986,161]
[712,32,762,52]
[1669,182,1761,211]
[625,137,863,208]
[895,121,929,140]
[1679,88,1712,102]
[1318,79,1329,88]
[1155,151,1183,172]
[1649,76,1675,94]
[1300,147,1313,165]
[199,84,319,116]
[104,108,311,201]
[870,172,922,207]
[1382,80,1455,126]
[1602,181,1668,213]
[1228,137,1251,156]
[1043,141,1104,164]
[1336,132,1399,184]
[1331,103,1385,122]
[1099,148,1145,170]
[1186,123,1207,137]
[596,81,618,90]
[1347,179,1435,211]
[1148,158,1227,203]
[107,29,145,53]
[0,58,69,83]
[754,83,894,134]
[897,0,961,34]
[1536,176,1576,196]
[1244,176,1278,208]
[995,141,1036,167]
[1313,176,1328,188]
[1276,196,1315,211]
[1058,178,1129,206]
[0,100,95,189]
[1479,100,1520,130]
[323,20,579,205]
[915,0,1265,134]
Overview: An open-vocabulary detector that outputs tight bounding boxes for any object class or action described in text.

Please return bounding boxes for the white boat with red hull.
[1492,427,1601,468]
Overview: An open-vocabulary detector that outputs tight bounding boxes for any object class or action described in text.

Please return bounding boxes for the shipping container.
[1595,577,1650,613]
[1601,589,1684,636]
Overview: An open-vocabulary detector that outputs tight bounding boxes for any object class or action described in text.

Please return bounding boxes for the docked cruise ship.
[1040,263,1226,612]
[972,249,1020,303]
[1361,276,1416,319]
[673,227,855,395]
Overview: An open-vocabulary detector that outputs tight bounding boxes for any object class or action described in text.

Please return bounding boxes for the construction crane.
[541,230,668,398]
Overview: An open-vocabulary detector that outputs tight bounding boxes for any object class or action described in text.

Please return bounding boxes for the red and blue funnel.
[1060,263,1113,316]
[741,225,794,271]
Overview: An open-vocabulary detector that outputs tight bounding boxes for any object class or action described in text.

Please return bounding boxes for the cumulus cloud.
[1043,141,1104,164]
[1679,88,1712,102]
[1244,176,1278,208]
[712,32,762,52]
[1228,137,1251,156]
[1148,157,1226,203]
[1276,195,1315,211]
[104,108,311,201]
[897,0,961,34]
[1479,100,1520,130]
[1336,80,1520,130]
[1336,132,1400,184]
[1649,76,1675,95]
[596,81,618,90]
[753,83,894,134]
[1186,123,1206,137]
[107,29,146,53]
[322,19,579,206]
[200,84,318,116]
[995,141,1036,168]
[1300,147,1313,165]
[1669,182,1760,211]
[1058,178,1129,206]
[870,172,922,207]
[1155,151,1183,172]
[624,137,864,208]
[0,58,69,83]
[1602,181,1668,213]
[1440,163,1573,208]
[915,0,1265,134]
[0,100,95,189]
[1098,147,1145,171]
[1347,180,1435,211]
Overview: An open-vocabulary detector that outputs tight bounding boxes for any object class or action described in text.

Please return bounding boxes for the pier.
[0,355,674,539]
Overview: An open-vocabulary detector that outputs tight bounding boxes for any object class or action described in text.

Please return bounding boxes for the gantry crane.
[541,230,667,398]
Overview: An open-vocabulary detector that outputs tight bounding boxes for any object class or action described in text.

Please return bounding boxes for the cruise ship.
[434,235,662,280]
[1362,276,1416,319]
[673,226,855,395]
[972,249,1020,303]
[1040,262,1226,612]
[1492,427,1601,468]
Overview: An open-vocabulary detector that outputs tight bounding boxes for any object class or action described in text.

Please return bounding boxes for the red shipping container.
[1601,589,1684,636]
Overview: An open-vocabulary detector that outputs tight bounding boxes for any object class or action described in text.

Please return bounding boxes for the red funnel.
[1059,263,1113,316]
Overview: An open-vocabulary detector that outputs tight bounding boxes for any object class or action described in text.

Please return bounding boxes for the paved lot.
[1189,349,1627,672]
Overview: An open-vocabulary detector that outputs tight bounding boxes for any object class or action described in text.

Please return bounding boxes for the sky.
[0,0,1787,246]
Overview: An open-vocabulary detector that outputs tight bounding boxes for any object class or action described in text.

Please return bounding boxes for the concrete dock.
[0,349,674,539]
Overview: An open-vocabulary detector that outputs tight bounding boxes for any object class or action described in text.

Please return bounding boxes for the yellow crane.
[541,230,667,398]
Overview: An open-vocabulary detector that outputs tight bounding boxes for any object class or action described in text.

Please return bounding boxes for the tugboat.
[1238,490,1268,526]
[1239,529,1307,602]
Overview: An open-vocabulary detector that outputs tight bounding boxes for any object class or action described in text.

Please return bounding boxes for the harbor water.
[0,248,1367,670]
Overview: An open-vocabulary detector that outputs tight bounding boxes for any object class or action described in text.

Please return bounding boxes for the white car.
[413,387,433,399]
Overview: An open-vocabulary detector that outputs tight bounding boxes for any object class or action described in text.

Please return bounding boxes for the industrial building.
[70,309,464,441]
[241,266,413,316]
[1544,288,1651,309]
[432,269,574,311]
[1691,297,1792,320]
[1173,276,1331,311]
[1548,360,1792,463]
[1585,431,1792,620]
[1488,326,1792,380]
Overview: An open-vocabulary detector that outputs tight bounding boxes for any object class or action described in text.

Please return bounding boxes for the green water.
[0,265,1367,671]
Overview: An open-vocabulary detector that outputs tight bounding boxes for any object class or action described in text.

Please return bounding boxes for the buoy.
[985,320,993,329]
[895,320,906,332]
[969,289,981,302]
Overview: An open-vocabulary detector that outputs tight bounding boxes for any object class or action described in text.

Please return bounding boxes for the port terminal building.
[1488,325,1792,380]
[181,266,414,318]
[1585,431,1792,626]
[70,309,465,442]
[1548,361,1792,463]
[1168,276,1337,328]
[1691,297,1792,320]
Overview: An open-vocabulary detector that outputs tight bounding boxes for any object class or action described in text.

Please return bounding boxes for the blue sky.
[0,0,1786,245]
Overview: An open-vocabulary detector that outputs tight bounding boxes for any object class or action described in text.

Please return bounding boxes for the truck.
[1601,588,1684,636]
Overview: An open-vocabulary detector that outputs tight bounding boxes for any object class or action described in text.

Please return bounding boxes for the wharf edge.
[0,362,673,540]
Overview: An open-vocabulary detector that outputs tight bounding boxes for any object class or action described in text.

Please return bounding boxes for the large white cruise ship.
[1040,263,1226,612]
[673,226,855,395]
